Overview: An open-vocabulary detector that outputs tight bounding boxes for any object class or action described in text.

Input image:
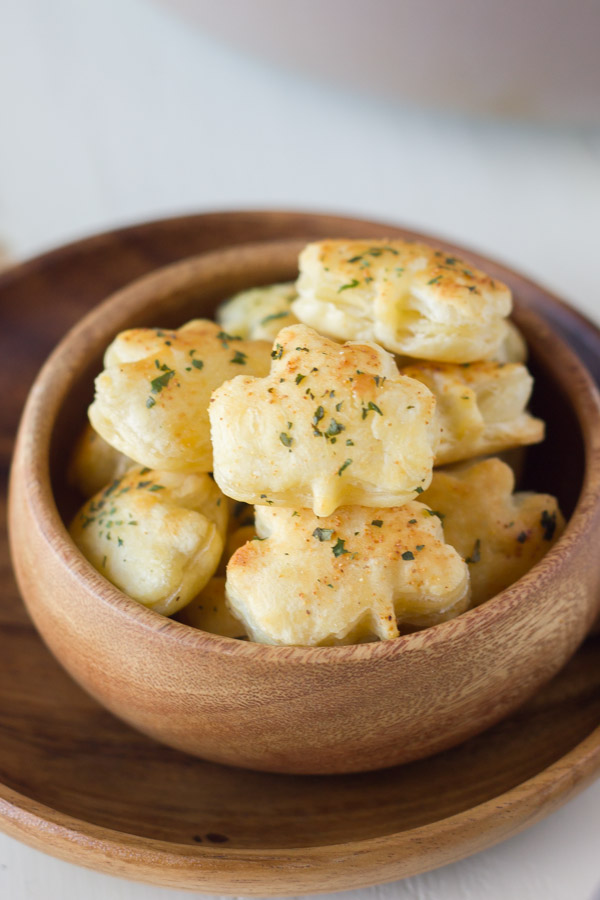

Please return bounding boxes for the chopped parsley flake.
[149,484,165,492]
[541,509,557,541]
[337,458,352,476]
[271,343,283,359]
[191,358,204,370]
[338,278,360,293]
[260,310,289,325]
[415,486,424,494]
[371,520,383,527]
[326,418,345,436]
[332,538,349,557]
[425,509,445,520]
[402,551,415,561]
[146,397,156,408]
[313,527,334,541]
[427,275,442,286]
[466,539,481,564]
[416,544,425,552]
[279,432,293,447]
[295,373,305,384]
[230,350,248,365]
[150,368,175,393]
[217,330,241,348]
[368,401,383,416]
[517,531,528,543]
[312,406,325,426]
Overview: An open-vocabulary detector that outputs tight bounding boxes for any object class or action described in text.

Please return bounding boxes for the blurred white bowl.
[165,0,600,124]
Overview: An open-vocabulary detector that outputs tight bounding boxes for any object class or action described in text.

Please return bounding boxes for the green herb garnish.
[326,418,345,436]
[313,527,334,541]
[541,509,557,541]
[338,279,360,293]
[217,330,241,348]
[260,310,289,325]
[466,539,481,564]
[150,368,175,393]
[332,538,349,557]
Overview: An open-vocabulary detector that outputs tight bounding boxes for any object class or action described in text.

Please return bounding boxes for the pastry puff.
[217,282,299,341]
[399,360,544,466]
[70,467,228,616]
[420,458,564,606]
[89,320,271,473]
[293,240,512,363]
[68,422,134,498]
[209,324,437,517]
[178,576,246,638]
[226,504,470,646]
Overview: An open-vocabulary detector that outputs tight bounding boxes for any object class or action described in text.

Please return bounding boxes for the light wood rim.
[0,726,598,894]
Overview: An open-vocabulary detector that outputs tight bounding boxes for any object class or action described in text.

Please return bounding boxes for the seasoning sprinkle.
[332,538,349,557]
[337,278,360,293]
[326,418,345,436]
[260,310,289,325]
[541,509,557,541]
[150,368,175,393]
[466,539,481,564]
[337,458,352,476]
[313,527,334,541]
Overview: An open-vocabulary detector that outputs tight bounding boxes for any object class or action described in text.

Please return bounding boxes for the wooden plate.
[1,211,599,895]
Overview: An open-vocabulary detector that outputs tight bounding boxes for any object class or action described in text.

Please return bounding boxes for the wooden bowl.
[8,239,600,776]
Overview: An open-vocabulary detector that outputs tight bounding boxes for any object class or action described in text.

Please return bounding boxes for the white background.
[1,0,600,897]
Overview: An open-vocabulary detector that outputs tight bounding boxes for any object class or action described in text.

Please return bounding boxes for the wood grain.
[1,211,600,893]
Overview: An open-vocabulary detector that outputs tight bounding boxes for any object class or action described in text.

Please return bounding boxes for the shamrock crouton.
[225,503,470,645]
[70,467,228,615]
[420,457,564,605]
[209,324,437,516]
[89,319,271,472]
[292,239,512,363]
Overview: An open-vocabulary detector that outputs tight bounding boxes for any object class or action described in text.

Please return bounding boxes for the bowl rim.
[12,238,600,664]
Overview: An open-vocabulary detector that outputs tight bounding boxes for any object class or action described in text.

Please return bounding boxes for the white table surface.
[1,0,600,898]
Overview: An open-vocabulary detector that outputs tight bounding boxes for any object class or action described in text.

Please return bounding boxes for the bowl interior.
[48,246,585,543]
